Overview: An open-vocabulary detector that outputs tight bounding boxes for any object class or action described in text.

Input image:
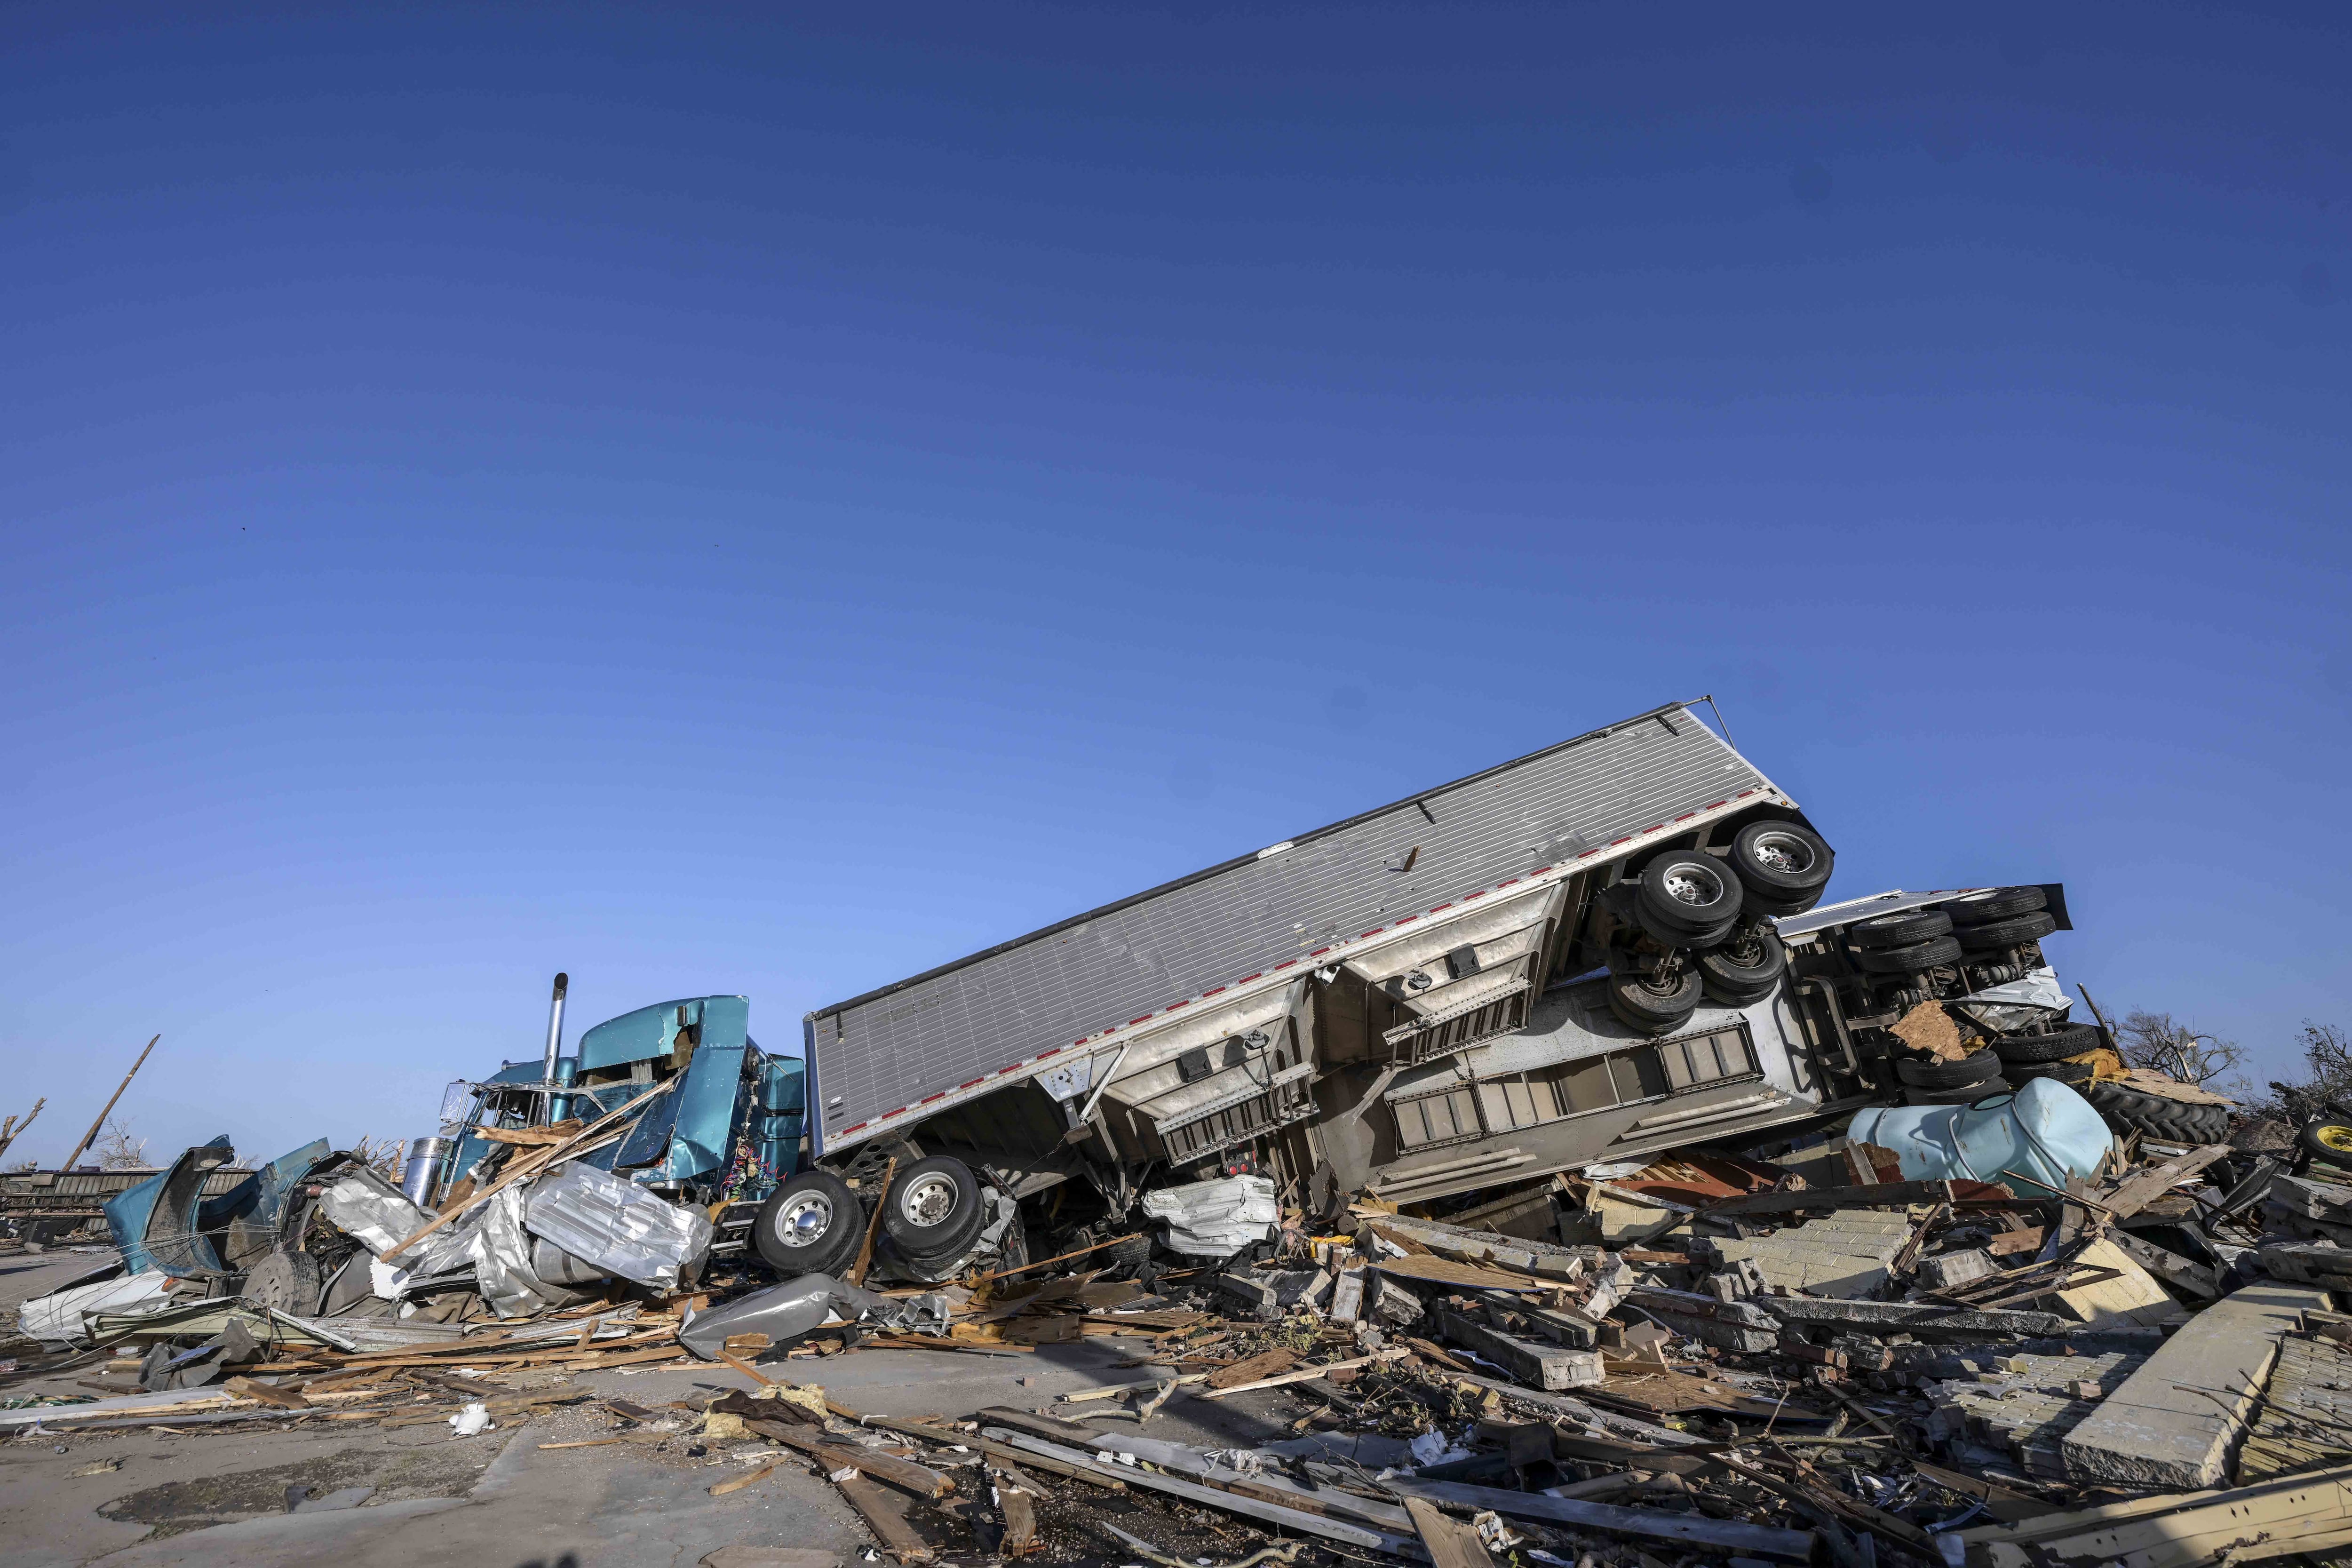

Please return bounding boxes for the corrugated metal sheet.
[806,702,1778,1152]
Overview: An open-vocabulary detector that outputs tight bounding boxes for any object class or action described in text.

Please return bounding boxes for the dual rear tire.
[752,1155,988,1280]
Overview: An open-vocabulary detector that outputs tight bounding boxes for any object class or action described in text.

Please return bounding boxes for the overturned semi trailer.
[763,700,2068,1274]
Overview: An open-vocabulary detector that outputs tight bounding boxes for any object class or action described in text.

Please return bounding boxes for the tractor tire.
[1942,887,2047,926]
[1956,912,2059,952]
[2088,1084,2231,1146]
[1855,935,1963,974]
[1606,957,1702,1036]
[882,1156,988,1267]
[1635,853,1744,944]
[2009,1059,2098,1087]
[2299,1118,2352,1169]
[1906,1085,2016,1106]
[1992,1024,2104,1065]
[1849,909,1955,949]
[754,1170,867,1279]
[1727,821,1835,907]
[1896,1051,2006,1090]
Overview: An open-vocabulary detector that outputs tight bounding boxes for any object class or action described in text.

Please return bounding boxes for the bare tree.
[2116,1009,2248,1096]
[347,1135,407,1182]
[2270,1021,2352,1122]
[94,1118,149,1170]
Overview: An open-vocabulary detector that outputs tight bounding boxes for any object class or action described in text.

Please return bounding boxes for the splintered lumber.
[1956,1461,2352,1567]
[221,1376,310,1411]
[2097,1143,2233,1220]
[750,1422,954,1497]
[2108,1229,2221,1298]
[1059,1374,1205,1403]
[1703,1178,1959,1218]
[985,1431,1414,1554]
[1194,1349,1406,1399]
[836,1473,935,1563]
[1755,1294,2073,1338]
[1371,1254,1556,1294]
[994,1467,1039,1556]
[1205,1348,1299,1388]
[1404,1496,1498,1568]
[1908,1460,2060,1523]
[710,1460,780,1496]
[1379,1475,1813,1562]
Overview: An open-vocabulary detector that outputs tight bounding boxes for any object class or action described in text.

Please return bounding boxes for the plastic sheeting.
[17,1269,175,1346]
[523,1162,714,1292]
[1140,1174,1279,1258]
[319,1168,434,1257]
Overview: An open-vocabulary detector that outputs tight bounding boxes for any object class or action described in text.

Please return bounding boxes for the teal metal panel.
[579,996,739,1073]
[656,995,750,1183]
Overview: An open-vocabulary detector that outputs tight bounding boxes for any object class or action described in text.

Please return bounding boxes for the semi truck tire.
[1635,853,1743,943]
[1992,1023,2103,1065]
[1854,935,1963,974]
[882,1155,987,1266]
[1955,912,2058,952]
[1605,958,1701,1035]
[754,1170,866,1278]
[242,1250,324,1314]
[1696,923,1786,1004]
[1849,909,1955,949]
[2088,1083,2231,1145]
[1895,1051,2005,1090]
[1906,1085,2014,1106]
[1727,822,1834,906]
[2009,1059,2098,1087]
[1943,886,2047,925]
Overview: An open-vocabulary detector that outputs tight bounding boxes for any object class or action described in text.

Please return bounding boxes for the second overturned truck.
[420,699,2123,1296]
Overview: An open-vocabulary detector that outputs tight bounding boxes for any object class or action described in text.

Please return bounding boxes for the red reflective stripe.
[1163,999,1189,1011]
[1203,986,1227,996]
[840,1122,867,1135]
[961,1078,986,1090]
[1463,891,1486,900]
[921,1092,946,1105]
[1533,866,1553,874]
[1706,799,1728,810]
[1128,1014,1155,1026]
[1361,928,1384,939]
[1310,947,1332,956]
[1430,902,1453,912]
[1393,915,1418,925]
[1610,836,1633,846]
[1239,972,1263,983]
[1579,848,1602,858]
[1497,878,1520,887]
[1645,823,1665,834]
[1674,812,1696,822]
[1273,959,1298,970]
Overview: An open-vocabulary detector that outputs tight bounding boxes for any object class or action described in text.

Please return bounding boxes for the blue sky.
[3,4,2346,1166]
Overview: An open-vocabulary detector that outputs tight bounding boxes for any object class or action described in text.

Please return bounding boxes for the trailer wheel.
[2298,1117,2352,1168]
[1696,923,1786,1004]
[1727,822,1834,906]
[1853,935,1963,974]
[242,1250,324,1315]
[882,1155,987,1266]
[754,1170,867,1279]
[1955,912,2058,952]
[1942,886,2047,925]
[1848,909,1955,949]
[1991,1023,2103,1064]
[1605,957,1701,1035]
[1895,1050,2005,1090]
[1635,853,1744,943]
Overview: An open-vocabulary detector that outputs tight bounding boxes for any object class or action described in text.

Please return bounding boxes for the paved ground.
[2,1260,1312,1568]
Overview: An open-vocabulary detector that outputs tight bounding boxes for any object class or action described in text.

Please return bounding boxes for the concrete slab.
[2059,1281,2332,1489]
[1700,1210,1913,1299]
[2050,1239,2184,1329]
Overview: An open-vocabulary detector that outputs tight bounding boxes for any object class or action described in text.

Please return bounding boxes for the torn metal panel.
[16,1268,175,1347]
[1098,980,1317,1166]
[675,1271,949,1359]
[522,1160,715,1290]
[1140,1174,1279,1258]
[319,1167,433,1257]
[808,702,1780,1154]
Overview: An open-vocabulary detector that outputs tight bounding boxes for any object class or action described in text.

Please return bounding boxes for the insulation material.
[319,1168,434,1257]
[523,1161,714,1291]
[1141,1174,1279,1258]
[16,1269,175,1347]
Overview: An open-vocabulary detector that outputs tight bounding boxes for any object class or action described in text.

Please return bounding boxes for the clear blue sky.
[3,5,2346,1167]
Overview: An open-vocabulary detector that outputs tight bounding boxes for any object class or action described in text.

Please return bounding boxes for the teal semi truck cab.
[427,994,806,1241]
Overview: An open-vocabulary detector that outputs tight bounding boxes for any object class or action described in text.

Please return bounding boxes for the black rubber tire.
[1956,912,2058,952]
[1696,924,1787,1003]
[1855,935,1963,974]
[2088,1084,2231,1145]
[1635,853,1744,943]
[1746,886,1826,919]
[1942,887,2047,926]
[1992,1023,2104,1065]
[1727,821,1834,905]
[1907,1085,2015,1106]
[1606,958,1702,1035]
[2010,1059,2098,1086]
[1849,909,1955,949]
[882,1155,987,1266]
[1896,1051,2005,1090]
[754,1170,867,1279]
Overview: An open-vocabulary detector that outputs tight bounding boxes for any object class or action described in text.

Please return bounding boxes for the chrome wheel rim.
[1748,831,1814,875]
[899,1173,959,1228]
[776,1192,833,1247]
[1659,863,1726,907]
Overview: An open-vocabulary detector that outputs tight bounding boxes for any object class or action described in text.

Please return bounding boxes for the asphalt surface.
[0,1253,1318,1568]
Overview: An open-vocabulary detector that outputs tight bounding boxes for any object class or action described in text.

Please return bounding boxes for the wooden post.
[846,1157,897,1288]
[0,1098,44,1163]
[61,1038,159,1171]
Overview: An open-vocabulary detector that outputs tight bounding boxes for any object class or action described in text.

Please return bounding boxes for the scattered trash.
[448,1401,493,1436]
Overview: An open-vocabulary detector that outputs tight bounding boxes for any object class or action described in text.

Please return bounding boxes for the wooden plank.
[866,1416,1125,1491]
[836,1473,934,1563]
[1379,1475,1813,1561]
[221,1376,310,1411]
[750,1422,954,1497]
[1404,1496,1497,1568]
[709,1460,780,1496]
[1194,1350,1406,1400]
[2098,1144,2233,1221]
[1909,1459,2061,1523]
[1956,1461,2352,1567]
[1372,1254,1553,1293]
[2109,1229,2221,1298]
[1206,1348,1299,1388]
[1702,1179,1956,1218]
